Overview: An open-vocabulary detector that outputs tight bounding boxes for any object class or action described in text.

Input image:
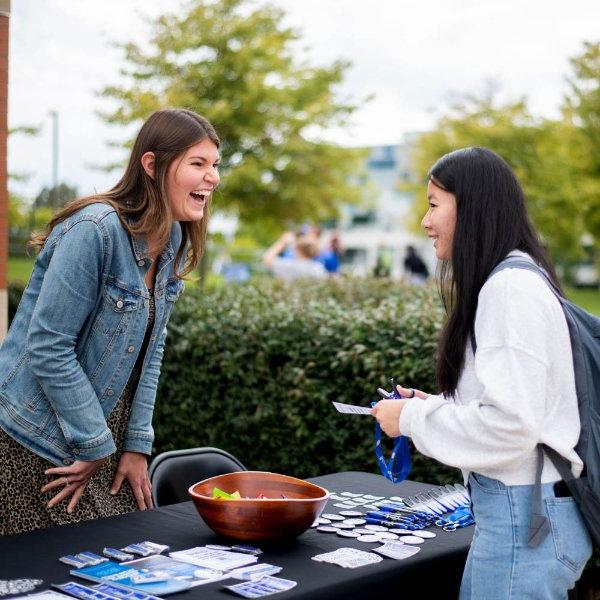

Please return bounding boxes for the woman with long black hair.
[372,147,592,598]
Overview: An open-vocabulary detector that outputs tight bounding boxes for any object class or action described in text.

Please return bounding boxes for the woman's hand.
[110,451,153,511]
[371,385,429,437]
[371,399,408,437]
[42,457,107,513]
[395,385,428,400]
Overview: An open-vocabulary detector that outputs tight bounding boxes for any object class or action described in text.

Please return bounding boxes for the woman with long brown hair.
[0,108,220,534]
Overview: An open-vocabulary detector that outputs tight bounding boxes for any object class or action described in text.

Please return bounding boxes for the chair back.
[148,447,247,507]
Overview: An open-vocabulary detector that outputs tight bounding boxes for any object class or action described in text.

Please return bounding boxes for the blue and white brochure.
[70,559,191,596]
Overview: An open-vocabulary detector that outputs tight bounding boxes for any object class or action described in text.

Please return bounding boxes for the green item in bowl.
[211,487,241,500]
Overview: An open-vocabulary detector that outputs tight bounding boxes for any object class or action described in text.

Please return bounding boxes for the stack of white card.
[225,575,297,598]
[311,547,383,568]
[372,541,421,560]
[170,547,258,570]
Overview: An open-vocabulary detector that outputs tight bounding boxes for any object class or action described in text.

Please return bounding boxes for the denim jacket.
[0,203,184,466]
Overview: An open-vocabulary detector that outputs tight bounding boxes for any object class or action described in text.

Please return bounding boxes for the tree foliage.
[100,0,367,241]
[563,41,600,245]
[407,42,600,265]
[34,182,78,211]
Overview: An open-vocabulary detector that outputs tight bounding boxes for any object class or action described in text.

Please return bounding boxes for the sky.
[7,0,600,200]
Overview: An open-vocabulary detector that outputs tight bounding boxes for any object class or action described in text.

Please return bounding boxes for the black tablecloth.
[0,472,473,599]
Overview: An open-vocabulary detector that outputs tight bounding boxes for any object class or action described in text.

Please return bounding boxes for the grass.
[8,256,35,284]
[566,287,600,317]
[6,256,600,316]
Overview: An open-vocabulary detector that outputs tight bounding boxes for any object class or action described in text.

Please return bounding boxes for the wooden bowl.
[188,471,329,542]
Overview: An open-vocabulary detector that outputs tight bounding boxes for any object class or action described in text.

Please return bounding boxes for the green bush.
[7,276,460,484]
[8,281,26,325]
[155,277,461,485]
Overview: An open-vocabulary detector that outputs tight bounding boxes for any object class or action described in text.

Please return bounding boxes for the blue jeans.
[460,473,592,599]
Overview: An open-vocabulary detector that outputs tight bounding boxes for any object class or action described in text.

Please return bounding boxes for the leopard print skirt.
[0,382,139,536]
[0,294,156,536]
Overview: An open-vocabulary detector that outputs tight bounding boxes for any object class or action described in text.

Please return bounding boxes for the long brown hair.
[30,108,220,277]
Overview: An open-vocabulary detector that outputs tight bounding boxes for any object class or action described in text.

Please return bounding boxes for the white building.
[335,139,435,279]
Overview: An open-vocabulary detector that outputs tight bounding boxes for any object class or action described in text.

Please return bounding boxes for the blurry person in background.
[317,231,343,276]
[373,246,392,278]
[403,245,430,285]
[262,231,327,281]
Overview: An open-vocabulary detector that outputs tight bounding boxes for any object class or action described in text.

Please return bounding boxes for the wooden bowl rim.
[188,470,330,503]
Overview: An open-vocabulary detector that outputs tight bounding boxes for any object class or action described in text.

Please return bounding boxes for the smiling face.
[166,138,221,222]
[421,180,457,261]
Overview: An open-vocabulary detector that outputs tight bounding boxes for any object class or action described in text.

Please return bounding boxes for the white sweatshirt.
[399,251,583,485]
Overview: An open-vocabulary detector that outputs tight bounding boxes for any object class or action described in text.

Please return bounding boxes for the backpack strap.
[528,446,551,547]
[473,256,568,548]
[470,256,563,354]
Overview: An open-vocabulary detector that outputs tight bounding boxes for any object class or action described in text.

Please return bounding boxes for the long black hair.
[430,146,560,396]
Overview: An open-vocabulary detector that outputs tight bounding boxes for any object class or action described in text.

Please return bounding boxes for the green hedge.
[154,277,460,485]
[8,278,459,484]
[8,281,26,325]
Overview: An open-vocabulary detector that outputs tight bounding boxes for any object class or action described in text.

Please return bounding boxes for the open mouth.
[190,191,207,202]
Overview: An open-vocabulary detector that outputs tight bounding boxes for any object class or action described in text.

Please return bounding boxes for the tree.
[8,124,41,185]
[405,90,586,264]
[8,192,28,230]
[563,41,600,247]
[33,182,78,211]
[100,0,367,241]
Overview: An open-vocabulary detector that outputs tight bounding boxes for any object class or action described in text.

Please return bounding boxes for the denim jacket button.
[107,389,114,396]
[72,448,80,455]
[62,458,71,465]
[127,346,135,353]
[138,259,145,267]
[116,300,124,309]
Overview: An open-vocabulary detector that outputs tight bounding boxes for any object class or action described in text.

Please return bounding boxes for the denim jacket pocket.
[165,279,184,303]
[94,280,144,337]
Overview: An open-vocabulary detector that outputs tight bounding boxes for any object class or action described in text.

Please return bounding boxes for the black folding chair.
[148,447,247,507]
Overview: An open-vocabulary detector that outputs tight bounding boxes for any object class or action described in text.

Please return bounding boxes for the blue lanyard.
[371,380,411,483]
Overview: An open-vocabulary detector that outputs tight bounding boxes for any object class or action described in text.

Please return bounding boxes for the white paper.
[332,401,372,415]
[170,547,257,572]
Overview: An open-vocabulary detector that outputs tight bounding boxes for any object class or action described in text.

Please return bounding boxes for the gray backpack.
[477,257,600,548]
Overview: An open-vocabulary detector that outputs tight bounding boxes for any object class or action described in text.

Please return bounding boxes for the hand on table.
[371,385,428,437]
[110,451,153,510]
[42,457,107,513]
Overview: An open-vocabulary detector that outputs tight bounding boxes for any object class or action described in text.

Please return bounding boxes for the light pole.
[48,109,58,209]
[0,0,10,340]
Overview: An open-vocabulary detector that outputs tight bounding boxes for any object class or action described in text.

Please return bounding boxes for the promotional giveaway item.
[228,564,283,581]
[53,581,163,600]
[120,543,169,558]
[17,593,72,600]
[168,547,258,571]
[371,380,412,483]
[331,379,413,483]
[312,483,474,545]
[372,542,421,560]
[17,590,71,600]
[75,553,108,566]
[311,548,383,569]
[102,549,135,563]
[225,576,297,598]
[0,580,44,597]
[70,560,192,595]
